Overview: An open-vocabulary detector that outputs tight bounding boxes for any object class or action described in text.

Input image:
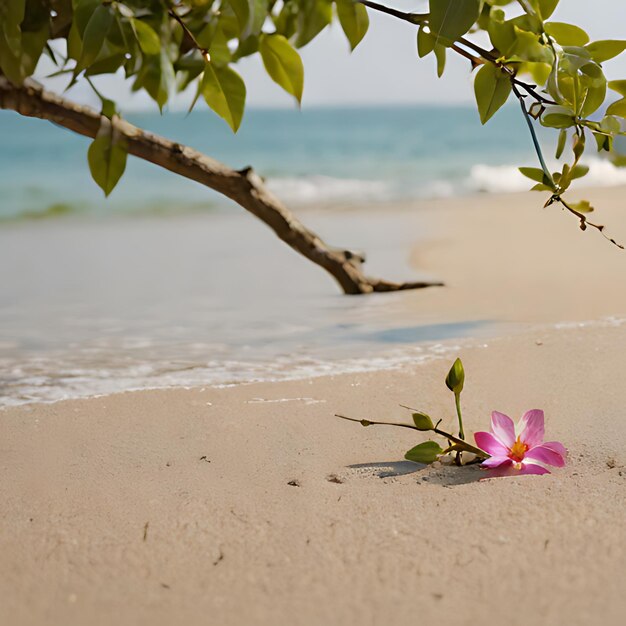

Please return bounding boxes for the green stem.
[454,393,465,441]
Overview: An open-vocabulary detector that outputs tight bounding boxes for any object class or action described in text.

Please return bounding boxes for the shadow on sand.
[347,460,483,486]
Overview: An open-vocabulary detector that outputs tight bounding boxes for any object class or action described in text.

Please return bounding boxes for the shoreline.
[2,314,625,411]
[2,181,625,220]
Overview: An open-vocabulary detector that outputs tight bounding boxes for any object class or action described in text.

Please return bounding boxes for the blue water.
[0,104,545,219]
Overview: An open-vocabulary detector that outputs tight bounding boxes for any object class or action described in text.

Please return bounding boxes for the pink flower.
[474,410,567,477]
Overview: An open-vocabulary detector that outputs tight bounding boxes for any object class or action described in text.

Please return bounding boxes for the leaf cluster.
[363,0,626,245]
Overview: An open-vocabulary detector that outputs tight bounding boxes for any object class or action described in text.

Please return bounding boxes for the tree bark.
[0,77,443,294]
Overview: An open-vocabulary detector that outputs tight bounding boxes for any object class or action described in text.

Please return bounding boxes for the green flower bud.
[445,357,465,394]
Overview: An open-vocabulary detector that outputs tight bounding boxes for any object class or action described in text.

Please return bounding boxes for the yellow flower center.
[509,437,529,463]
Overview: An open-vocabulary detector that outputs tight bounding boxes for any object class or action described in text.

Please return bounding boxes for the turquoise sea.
[1,103,564,220]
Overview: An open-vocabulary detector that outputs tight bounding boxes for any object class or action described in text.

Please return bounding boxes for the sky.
[41,0,626,110]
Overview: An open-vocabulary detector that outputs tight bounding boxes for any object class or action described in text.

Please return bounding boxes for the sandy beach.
[2,186,626,625]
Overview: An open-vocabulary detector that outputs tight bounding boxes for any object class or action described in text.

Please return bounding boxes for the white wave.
[467,157,626,194]
[420,179,457,198]
[468,164,531,193]
[266,175,392,205]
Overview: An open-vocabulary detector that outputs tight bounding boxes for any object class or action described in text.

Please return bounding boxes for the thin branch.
[337,413,489,458]
[357,0,425,24]
[548,195,624,250]
[511,83,553,183]
[450,43,485,68]
[510,83,624,249]
[167,3,209,56]
[457,36,497,62]
[336,414,419,431]
[513,80,557,106]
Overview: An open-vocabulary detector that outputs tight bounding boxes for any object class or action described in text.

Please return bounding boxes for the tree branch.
[547,194,624,250]
[0,77,443,294]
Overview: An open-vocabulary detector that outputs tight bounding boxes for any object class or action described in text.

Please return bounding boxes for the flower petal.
[482,462,550,479]
[517,462,551,475]
[481,456,512,469]
[518,409,545,447]
[491,411,516,448]
[474,431,509,457]
[525,441,567,467]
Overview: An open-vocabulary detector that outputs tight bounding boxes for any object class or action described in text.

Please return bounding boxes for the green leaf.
[555,129,567,159]
[544,22,589,47]
[131,18,161,56]
[87,118,128,196]
[417,25,435,58]
[510,26,553,64]
[228,0,250,34]
[445,358,465,394]
[336,0,369,51]
[536,0,559,20]
[72,0,102,37]
[473,63,512,124]
[75,4,113,73]
[608,80,626,97]
[0,0,27,83]
[568,200,594,213]
[541,105,575,128]
[209,27,232,67]
[417,24,447,76]
[569,164,589,180]
[519,166,550,184]
[295,0,333,48]
[16,23,48,79]
[487,12,515,57]
[405,441,443,465]
[585,40,626,64]
[201,62,246,131]
[0,0,26,48]
[412,412,434,431]
[245,0,269,38]
[259,33,304,103]
[429,0,481,47]
[85,52,125,77]
[133,48,174,111]
[531,183,555,192]
[434,43,446,77]
[556,162,588,191]
[593,132,612,153]
[580,79,606,118]
[606,98,626,118]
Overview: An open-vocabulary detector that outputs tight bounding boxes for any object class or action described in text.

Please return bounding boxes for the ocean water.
[7,103,626,220]
[1,104,625,405]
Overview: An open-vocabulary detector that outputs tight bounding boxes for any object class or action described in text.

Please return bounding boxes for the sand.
[2,187,626,625]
